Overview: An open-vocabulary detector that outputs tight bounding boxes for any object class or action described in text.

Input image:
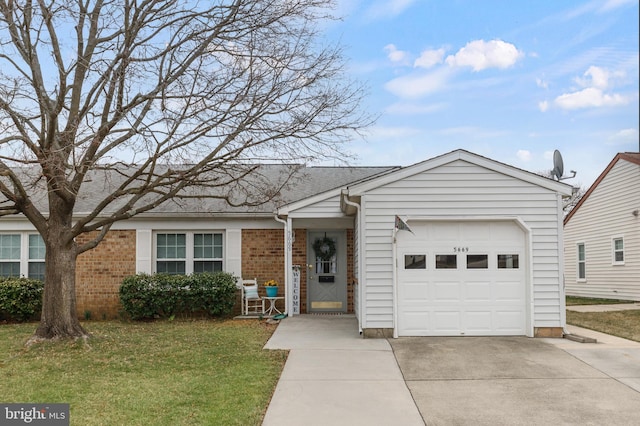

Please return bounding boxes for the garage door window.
[435,254,457,269]
[467,254,488,269]
[497,254,519,269]
[404,254,426,269]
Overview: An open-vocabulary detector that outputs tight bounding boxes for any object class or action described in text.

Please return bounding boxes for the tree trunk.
[31,226,89,341]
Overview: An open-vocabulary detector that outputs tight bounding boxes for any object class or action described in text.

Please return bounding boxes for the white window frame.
[612,236,624,266]
[576,242,586,282]
[27,234,46,280]
[0,233,45,279]
[153,231,224,275]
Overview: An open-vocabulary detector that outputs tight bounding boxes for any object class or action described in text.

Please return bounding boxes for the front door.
[307,230,347,313]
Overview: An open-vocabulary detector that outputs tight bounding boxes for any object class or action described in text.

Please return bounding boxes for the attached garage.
[396,220,528,336]
[336,150,573,338]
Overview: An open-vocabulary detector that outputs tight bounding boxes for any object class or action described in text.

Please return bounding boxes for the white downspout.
[392,226,399,339]
[274,214,290,315]
[342,196,363,335]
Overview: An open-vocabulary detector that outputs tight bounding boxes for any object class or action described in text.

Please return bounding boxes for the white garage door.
[397,221,527,336]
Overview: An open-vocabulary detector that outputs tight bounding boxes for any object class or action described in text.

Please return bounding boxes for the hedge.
[0,277,43,322]
[119,272,237,320]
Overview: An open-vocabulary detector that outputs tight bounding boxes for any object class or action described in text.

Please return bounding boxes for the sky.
[323,0,639,189]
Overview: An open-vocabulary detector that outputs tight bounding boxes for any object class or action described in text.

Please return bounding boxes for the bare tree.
[0,0,371,341]
[562,185,586,216]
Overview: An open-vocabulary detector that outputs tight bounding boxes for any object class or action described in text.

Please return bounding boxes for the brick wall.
[72,227,355,319]
[242,228,355,314]
[75,230,136,319]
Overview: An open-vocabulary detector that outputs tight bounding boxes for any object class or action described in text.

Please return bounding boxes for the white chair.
[241,278,264,316]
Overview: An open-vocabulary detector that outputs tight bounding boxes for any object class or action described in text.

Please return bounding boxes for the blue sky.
[324,0,639,188]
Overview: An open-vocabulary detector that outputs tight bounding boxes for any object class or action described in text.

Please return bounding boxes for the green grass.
[566,310,640,342]
[0,319,287,425]
[565,296,633,306]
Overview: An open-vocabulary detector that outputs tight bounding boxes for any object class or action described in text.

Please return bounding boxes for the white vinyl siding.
[565,158,640,301]
[359,160,565,330]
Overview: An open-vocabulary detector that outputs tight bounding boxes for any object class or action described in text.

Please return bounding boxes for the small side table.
[263,296,284,316]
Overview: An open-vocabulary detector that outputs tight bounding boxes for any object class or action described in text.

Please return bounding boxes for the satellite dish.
[551,149,577,180]
[552,150,564,180]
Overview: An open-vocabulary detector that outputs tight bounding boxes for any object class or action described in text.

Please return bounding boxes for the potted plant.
[264,279,279,297]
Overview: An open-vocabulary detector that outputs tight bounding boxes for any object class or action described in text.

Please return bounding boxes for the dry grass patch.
[566,310,640,342]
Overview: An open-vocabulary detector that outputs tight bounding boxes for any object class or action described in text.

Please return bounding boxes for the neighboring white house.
[564,152,640,302]
[278,149,573,337]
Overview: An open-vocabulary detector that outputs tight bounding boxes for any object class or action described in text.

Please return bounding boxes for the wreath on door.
[313,236,336,261]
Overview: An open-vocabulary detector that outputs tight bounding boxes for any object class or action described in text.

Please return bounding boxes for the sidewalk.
[262,315,424,426]
[545,324,640,393]
[566,302,640,312]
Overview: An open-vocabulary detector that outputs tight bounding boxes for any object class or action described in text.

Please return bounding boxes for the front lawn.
[566,310,640,343]
[0,319,286,425]
[565,296,632,306]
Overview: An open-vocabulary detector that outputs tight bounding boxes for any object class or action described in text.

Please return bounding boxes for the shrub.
[0,277,43,322]
[119,272,237,320]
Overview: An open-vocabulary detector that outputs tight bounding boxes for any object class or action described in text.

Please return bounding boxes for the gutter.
[341,192,364,335]
[274,213,289,316]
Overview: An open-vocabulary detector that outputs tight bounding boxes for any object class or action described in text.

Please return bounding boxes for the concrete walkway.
[262,314,640,426]
[566,302,640,312]
[262,315,424,426]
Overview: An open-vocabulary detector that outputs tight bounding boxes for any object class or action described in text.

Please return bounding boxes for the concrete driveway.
[390,330,640,425]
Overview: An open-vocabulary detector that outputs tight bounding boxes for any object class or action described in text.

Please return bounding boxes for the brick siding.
[72,227,355,319]
[75,230,136,319]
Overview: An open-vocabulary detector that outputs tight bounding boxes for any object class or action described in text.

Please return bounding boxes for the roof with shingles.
[563,152,640,225]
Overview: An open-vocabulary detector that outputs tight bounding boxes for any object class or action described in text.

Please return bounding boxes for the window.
[156,232,223,275]
[193,233,223,273]
[498,254,519,269]
[404,254,426,269]
[435,254,457,269]
[28,234,46,280]
[0,233,46,279]
[576,244,585,280]
[467,254,488,269]
[0,234,21,277]
[613,237,624,265]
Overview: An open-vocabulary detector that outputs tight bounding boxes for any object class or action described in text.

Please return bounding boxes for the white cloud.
[517,150,532,162]
[554,87,629,109]
[445,39,523,71]
[414,48,446,69]
[384,44,410,65]
[538,100,549,112]
[575,66,611,89]
[384,67,451,98]
[607,128,639,145]
[536,77,548,89]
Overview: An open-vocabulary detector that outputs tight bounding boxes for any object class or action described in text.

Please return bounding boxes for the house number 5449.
[453,247,469,252]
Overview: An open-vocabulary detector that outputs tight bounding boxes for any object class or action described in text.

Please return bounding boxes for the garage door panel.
[464,311,493,333]
[495,310,526,333]
[461,222,491,240]
[495,281,524,302]
[400,281,429,302]
[397,221,527,337]
[465,281,492,302]
[433,281,461,302]
[400,311,431,335]
[433,311,461,332]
